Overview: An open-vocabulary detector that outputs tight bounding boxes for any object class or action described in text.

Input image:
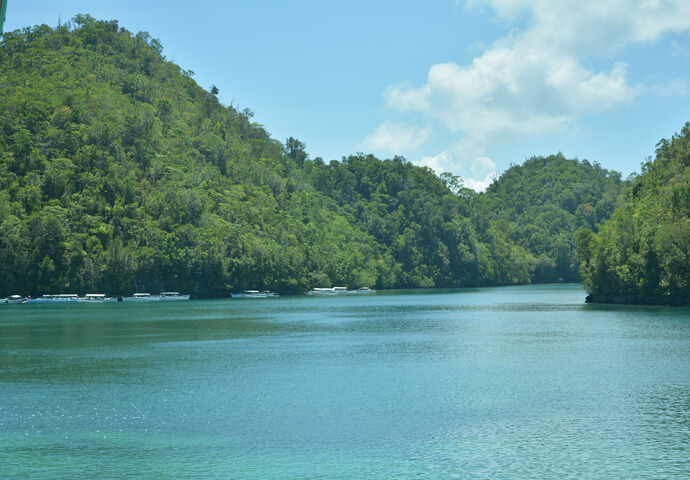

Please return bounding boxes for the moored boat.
[308,286,375,296]
[230,290,266,298]
[122,293,160,302]
[4,295,25,304]
[158,292,190,300]
[346,287,375,294]
[26,294,80,304]
[78,294,117,303]
[307,287,338,295]
[307,287,349,295]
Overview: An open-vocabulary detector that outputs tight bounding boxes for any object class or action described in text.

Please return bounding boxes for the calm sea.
[1,285,688,479]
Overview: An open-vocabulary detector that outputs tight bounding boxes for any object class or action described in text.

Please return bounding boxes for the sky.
[4,0,690,190]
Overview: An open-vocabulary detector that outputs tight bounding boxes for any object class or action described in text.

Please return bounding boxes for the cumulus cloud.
[362,121,431,153]
[375,0,690,178]
[420,151,498,192]
[420,151,454,173]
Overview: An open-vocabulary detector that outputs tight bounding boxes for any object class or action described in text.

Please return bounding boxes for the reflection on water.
[1,285,689,479]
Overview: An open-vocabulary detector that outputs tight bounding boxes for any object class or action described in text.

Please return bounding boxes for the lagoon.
[1,285,689,478]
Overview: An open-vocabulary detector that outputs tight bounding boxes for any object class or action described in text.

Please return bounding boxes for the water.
[1,285,689,479]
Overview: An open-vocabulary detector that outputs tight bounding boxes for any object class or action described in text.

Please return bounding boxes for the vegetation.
[0,17,387,296]
[0,16,684,304]
[475,155,623,283]
[578,123,690,306]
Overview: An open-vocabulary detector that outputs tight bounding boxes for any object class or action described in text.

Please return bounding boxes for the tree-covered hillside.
[475,155,624,283]
[310,153,534,287]
[0,16,633,298]
[578,123,690,306]
[0,17,391,296]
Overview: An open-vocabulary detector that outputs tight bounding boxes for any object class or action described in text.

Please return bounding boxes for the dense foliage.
[0,17,389,296]
[475,155,623,283]
[0,17,636,298]
[310,154,534,287]
[578,123,690,305]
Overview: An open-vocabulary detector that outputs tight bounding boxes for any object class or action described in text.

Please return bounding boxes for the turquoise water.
[1,285,689,478]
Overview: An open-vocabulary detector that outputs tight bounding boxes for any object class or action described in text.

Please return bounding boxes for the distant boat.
[4,295,25,304]
[122,293,160,302]
[307,287,347,296]
[231,290,267,299]
[346,287,374,294]
[158,292,190,300]
[26,294,79,304]
[79,294,117,303]
[307,287,335,295]
[308,287,373,295]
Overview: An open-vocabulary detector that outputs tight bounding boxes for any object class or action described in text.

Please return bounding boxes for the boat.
[122,293,160,302]
[262,290,279,297]
[4,295,25,304]
[158,292,190,300]
[308,286,375,296]
[78,294,117,303]
[26,294,80,304]
[307,287,348,296]
[346,287,375,294]
[230,290,267,299]
[307,287,337,296]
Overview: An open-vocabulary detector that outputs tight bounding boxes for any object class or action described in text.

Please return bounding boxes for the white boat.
[78,294,117,303]
[122,293,160,302]
[346,287,375,294]
[158,292,190,300]
[307,287,347,296]
[4,295,25,304]
[26,294,80,304]
[307,287,335,295]
[231,290,267,299]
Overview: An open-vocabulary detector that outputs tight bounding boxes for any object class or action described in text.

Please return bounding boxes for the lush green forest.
[0,16,679,302]
[0,17,388,296]
[578,123,690,306]
[475,155,623,283]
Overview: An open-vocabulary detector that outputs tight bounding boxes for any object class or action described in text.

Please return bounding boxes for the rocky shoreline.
[585,294,690,307]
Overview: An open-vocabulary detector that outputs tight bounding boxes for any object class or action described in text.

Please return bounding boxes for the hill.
[0,16,631,297]
[475,154,624,283]
[578,123,690,306]
[0,17,391,296]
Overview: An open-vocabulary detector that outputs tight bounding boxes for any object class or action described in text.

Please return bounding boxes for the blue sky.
[5,0,690,189]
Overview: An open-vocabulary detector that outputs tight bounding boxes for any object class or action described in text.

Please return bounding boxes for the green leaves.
[581,123,690,305]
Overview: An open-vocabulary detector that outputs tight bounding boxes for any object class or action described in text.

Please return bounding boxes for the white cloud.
[466,156,498,192]
[420,150,454,174]
[471,156,497,178]
[420,151,498,192]
[374,0,690,178]
[362,121,431,153]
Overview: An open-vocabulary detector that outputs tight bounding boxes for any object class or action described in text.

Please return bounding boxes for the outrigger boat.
[4,295,25,304]
[230,290,267,298]
[122,293,160,302]
[26,294,79,304]
[158,292,190,300]
[78,294,117,303]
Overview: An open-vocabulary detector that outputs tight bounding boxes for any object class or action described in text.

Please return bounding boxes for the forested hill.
[475,155,623,283]
[0,17,393,297]
[0,17,625,297]
[578,123,690,306]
